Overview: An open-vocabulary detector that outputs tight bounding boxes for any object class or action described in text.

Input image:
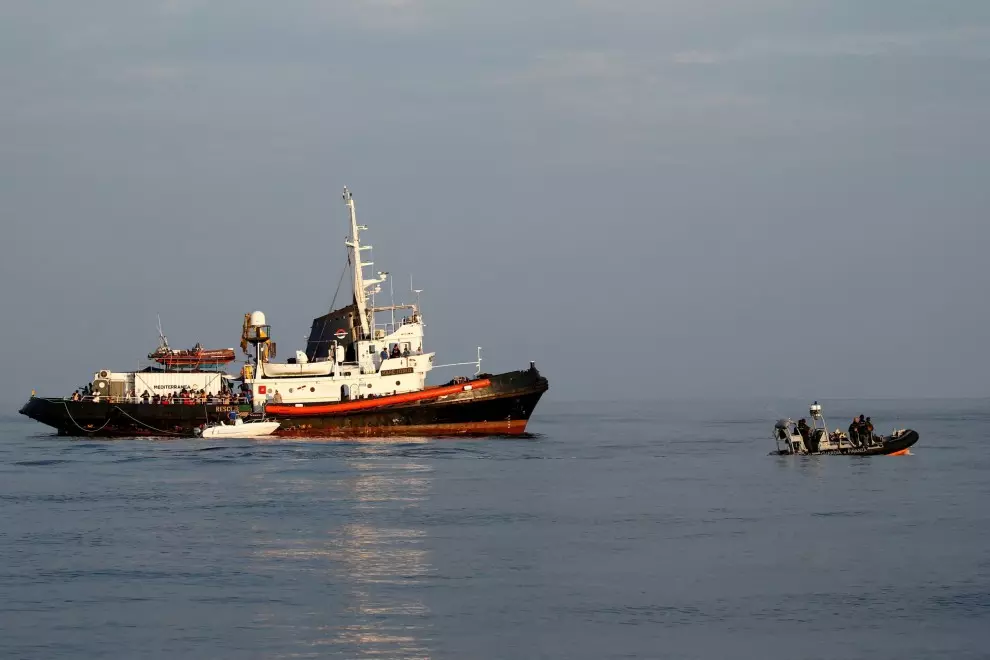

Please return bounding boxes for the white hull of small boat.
[199,420,280,438]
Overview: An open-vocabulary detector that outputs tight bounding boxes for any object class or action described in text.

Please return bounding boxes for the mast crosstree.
[343,187,387,339]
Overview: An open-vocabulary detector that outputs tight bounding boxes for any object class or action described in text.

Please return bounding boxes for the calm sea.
[1,399,988,659]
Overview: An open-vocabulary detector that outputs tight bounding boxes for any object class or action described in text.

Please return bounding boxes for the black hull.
[18,398,248,438]
[771,430,919,456]
[271,369,548,437]
[19,368,549,439]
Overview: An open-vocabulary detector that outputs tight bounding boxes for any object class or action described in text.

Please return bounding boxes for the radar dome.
[249,311,267,326]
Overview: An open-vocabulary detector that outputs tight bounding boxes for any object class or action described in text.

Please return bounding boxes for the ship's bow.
[478,363,550,433]
[19,397,68,434]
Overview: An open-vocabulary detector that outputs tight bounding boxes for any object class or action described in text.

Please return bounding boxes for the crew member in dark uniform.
[848,417,860,447]
[864,416,875,446]
[797,418,811,445]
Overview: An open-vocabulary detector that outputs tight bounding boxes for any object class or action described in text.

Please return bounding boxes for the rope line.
[62,401,114,434]
[309,259,351,351]
[113,406,190,436]
[329,256,349,312]
[62,400,195,437]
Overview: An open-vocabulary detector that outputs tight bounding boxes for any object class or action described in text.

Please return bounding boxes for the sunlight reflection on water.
[253,447,434,657]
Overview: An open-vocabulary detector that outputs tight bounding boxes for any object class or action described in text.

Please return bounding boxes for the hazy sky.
[2,1,989,407]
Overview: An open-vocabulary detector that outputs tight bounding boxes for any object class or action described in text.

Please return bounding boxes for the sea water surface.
[1,399,988,659]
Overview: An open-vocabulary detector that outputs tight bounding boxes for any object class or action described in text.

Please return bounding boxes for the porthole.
[367,383,373,389]
[288,388,294,393]
[310,387,316,392]
[396,380,401,386]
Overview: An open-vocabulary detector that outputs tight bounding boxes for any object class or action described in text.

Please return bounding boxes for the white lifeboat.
[260,362,335,377]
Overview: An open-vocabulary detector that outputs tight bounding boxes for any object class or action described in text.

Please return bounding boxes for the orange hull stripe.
[274,418,529,437]
[265,378,492,417]
[888,448,911,456]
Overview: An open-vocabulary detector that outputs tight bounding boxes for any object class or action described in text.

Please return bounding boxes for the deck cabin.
[241,188,444,413]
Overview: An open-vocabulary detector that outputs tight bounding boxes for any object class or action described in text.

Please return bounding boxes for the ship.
[770,401,919,456]
[19,187,549,438]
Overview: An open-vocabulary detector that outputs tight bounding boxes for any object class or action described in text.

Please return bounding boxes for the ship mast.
[343,187,386,339]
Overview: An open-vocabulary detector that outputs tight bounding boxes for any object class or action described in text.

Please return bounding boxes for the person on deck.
[380,348,389,362]
[864,417,875,445]
[848,417,860,447]
[390,344,401,359]
[273,390,283,404]
[797,418,810,444]
[141,390,151,403]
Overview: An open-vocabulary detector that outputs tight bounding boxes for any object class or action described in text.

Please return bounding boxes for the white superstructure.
[87,369,229,400]
[240,188,448,412]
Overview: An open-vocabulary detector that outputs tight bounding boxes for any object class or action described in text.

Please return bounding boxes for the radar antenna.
[809,400,826,432]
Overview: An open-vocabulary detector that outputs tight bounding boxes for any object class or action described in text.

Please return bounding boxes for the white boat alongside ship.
[197,416,281,439]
